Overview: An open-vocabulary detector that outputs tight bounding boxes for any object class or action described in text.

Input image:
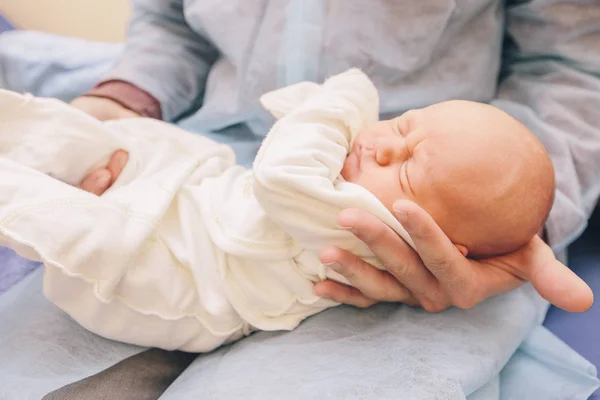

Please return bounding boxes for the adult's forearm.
[92,0,218,121]
[85,80,162,119]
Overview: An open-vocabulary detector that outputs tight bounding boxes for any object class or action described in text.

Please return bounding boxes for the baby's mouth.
[355,147,362,171]
[352,147,364,178]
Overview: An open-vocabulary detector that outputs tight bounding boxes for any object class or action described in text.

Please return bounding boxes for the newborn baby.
[0,69,554,352]
[341,101,555,258]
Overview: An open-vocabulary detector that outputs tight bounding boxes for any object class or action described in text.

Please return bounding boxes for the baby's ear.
[455,244,469,257]
[259,82,323,120]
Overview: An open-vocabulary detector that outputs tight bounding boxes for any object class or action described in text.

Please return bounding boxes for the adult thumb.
[528,253,594,313]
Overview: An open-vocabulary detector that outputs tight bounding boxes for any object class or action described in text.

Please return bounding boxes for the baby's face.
[341,109,453,242]
[341,100,554,257]
[341,116,428,216]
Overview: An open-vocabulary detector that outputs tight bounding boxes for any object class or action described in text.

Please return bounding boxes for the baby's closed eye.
[399,161,415,196]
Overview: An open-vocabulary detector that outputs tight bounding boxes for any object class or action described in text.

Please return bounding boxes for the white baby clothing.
[0,69,413,352]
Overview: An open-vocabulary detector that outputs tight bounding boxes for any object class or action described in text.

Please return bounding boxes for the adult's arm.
[80,0,219,122]
[73,0,219,194]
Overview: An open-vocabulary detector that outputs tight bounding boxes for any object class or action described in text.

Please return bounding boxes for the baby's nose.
[375,137,406,166]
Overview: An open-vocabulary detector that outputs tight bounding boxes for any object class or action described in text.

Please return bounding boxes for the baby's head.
[341,100,555,258]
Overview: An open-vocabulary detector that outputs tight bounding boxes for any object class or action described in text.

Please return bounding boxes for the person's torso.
[178,0,505,139]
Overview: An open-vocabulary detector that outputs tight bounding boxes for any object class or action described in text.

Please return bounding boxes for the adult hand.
[70,96,137,195]
[316,200,594,313]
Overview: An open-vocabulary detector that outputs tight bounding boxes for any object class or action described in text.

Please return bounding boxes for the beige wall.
[0,0,130,42]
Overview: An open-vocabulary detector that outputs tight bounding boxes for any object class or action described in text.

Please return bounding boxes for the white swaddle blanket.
[0,69,413,351]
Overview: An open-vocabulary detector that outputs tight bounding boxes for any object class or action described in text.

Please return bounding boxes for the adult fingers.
[107,150,129,184]
[313,280,377,308]
[78,168,112,195]
[392,200,475,305]
[319,245,415,304]
[515,236,594,312]
[337,208,447,309]
[78,150,128,196]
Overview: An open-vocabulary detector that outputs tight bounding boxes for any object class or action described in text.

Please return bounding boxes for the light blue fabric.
[0,29,598,399]
[0,248,38,295]
[0,267,597,400]
[501,327,600,400]
[544,208,600,399]
[0,269,144,398]
[0,31,122,103]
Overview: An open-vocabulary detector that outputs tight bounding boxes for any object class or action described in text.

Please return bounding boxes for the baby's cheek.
[341,153,357,182]
[374,181,409,213]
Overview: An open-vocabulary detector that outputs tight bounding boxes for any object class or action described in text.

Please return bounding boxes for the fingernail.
[324,262,342,273]
[340,225,356,234]
[95,171,111,186]
[116,151,128,168]
[394,208,408,222]
[313,286,329,299]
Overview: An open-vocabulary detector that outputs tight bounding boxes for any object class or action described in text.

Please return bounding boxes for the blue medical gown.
[0,0,599,398]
